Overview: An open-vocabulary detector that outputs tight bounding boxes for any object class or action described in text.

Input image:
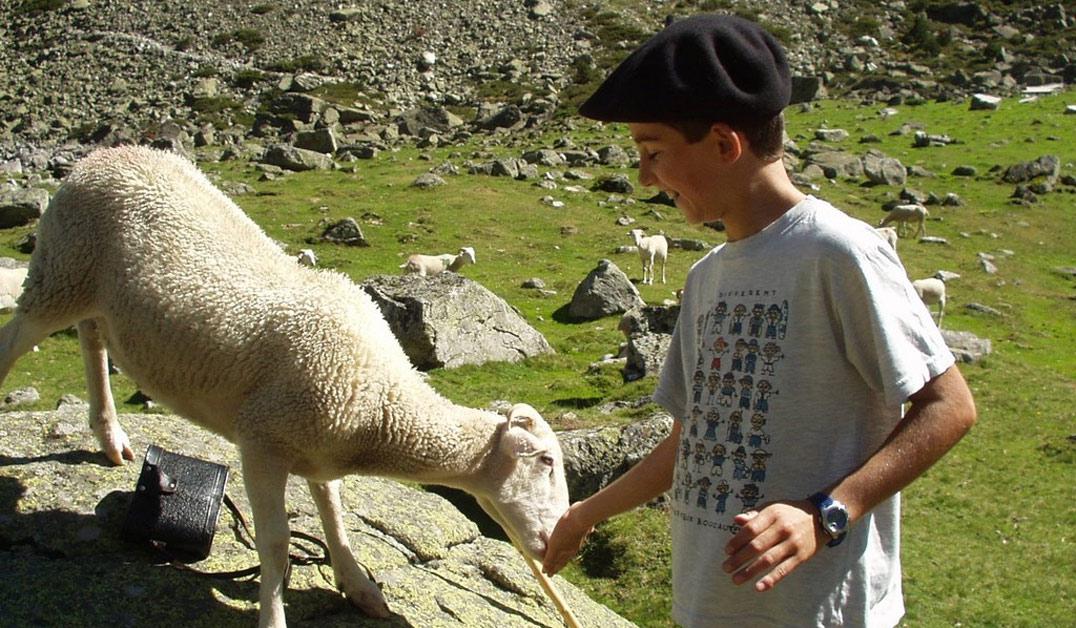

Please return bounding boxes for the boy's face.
[628,122,724,225]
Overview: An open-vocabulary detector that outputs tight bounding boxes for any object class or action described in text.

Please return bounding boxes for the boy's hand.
[721,500,826,591]
[541,502,593,576]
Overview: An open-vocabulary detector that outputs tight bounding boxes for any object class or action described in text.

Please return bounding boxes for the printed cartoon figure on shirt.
[738,483,764,512]
[754,379,776,413]
[692,369,705,404]
[711,336,729,371]
[688,406,702,438]
[744,339,760,374]
[692,442,708,475]
[778,300,789,339]
[679,472,694,505]
[748,303,766,338]
[750,449,771,482]
[710,443,727,474]
[703,407,722,440]
[764,303,783,339]
[738,375,754,411]
[730,338,747,373]
[713,480,732,514]
[719,372,737,407]
[695,476,712,509]
[748,412,770,448]
[731,445,749,480]
[706,372,722,405]
[760,341,783,376]
[726,409,744,444]
[730,303,747,335]
[709,301,728,335]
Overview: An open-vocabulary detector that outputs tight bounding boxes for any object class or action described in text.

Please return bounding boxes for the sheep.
[0,146,569,627]
[295,248,317,267]
[912,277,946,328]
[399,246,476,277]
[628,228,667,285]
[0,266,28,313]
[874,226,899,251]
[878,203,929,238]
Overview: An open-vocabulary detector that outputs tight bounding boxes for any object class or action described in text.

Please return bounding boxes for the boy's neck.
[721,160,806,242]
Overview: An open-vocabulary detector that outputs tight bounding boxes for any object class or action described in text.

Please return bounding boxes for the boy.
[541,14,977,627]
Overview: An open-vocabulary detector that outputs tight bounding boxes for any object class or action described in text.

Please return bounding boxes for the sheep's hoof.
[338,569,390,618]
[97,425,135,466]
[346,588,390,618]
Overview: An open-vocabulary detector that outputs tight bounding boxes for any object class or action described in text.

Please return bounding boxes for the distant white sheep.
[0,147,568,627]
[874,226,899,251]
[296,248,317,267]
[629,228,667,285]
[912,277,946,327]
[0,266,28,313]
[400,246,476,277]
[878,203,929,238]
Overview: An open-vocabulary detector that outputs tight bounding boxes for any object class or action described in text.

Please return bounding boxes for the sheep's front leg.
[241,445,292,628]
[308,480,390,617]
[77,319,133,465]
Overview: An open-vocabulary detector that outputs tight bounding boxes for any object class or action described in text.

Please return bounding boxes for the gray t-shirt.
[653,196,954,627]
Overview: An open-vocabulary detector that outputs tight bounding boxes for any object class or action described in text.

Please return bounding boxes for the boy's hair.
[668,114,785,162]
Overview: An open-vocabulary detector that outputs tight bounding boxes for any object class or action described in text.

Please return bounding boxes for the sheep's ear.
[507,403,540,432]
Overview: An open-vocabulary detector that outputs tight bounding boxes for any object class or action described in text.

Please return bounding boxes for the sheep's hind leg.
[77,319,132,465]
[308,479,390,618]
[240,444,292,628]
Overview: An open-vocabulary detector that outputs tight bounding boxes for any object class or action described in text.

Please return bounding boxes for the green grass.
[1,90,1073,626]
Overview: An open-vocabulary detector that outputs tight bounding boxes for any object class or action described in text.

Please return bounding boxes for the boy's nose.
[637,158,656,187]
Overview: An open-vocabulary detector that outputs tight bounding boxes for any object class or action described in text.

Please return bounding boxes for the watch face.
[825,508,849,532]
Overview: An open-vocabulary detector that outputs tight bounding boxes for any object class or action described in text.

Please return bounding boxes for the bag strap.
[154,493,332,582]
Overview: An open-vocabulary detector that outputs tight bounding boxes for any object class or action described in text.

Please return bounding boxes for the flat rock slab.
[0,410,634,627]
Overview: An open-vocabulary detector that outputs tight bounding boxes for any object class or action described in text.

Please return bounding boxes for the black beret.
[580,14,791,124]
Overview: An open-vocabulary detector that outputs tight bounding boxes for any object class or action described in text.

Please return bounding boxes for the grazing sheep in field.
[878,203,929,238]
[912,277,946,327]
[629,228,667,285]
[874,226,899,251]
[400,246,476,276]
[0,146,568,627]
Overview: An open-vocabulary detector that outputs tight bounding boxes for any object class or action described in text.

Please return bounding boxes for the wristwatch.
[808,492,849,547]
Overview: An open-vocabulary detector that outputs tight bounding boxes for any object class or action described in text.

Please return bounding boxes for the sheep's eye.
[539,454,555,467]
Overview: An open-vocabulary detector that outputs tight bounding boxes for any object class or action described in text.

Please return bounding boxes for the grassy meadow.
[0,90,1073,626]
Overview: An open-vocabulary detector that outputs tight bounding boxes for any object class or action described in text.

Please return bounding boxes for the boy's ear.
[711,123,744,162]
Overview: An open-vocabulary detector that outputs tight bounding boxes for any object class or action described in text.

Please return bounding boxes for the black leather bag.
[122,444,229,561]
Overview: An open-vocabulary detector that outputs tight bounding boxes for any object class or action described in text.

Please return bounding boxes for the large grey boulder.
[0,410,634,627]
[261,144,333,171]
[618,305,679,381]
[0,187,49,228]
[568,260,645,321]
[395,107,464,137]
[559,413,673,500]
[362,273,553,370]
[805,150,864,179]
[1002,155,1060,183]
[941,329,992,363]
[862,150,907,186]
[623,333,672,382]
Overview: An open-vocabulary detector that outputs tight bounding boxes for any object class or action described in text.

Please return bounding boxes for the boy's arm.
[542,419,682,575]
[722,364,977,591]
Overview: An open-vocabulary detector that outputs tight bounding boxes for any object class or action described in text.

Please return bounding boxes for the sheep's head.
[478,403,569,559]
[457,246,476,265]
